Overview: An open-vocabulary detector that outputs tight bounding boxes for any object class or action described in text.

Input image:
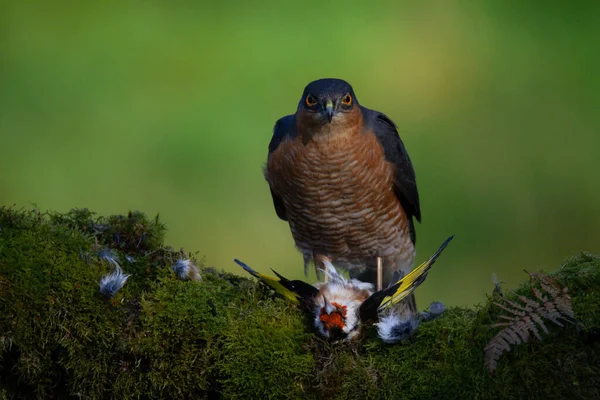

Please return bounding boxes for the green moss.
[1,207,599,399]
[219,298,314,399]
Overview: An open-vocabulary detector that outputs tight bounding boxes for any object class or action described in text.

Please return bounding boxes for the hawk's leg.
[314,254,331,283]
[376,256,383,291]
[322,256,331,283]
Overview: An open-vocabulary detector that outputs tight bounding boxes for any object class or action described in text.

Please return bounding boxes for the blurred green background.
[2,1,599,307]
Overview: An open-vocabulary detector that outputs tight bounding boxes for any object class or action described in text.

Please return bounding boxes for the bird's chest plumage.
[266,128,410,259]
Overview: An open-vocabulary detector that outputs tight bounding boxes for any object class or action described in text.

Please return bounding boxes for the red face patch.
[319,302,348,330]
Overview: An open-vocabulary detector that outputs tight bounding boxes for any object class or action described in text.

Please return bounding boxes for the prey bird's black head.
[298,78,358,124]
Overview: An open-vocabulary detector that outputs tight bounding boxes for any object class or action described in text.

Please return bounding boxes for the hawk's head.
[296,78,361,134]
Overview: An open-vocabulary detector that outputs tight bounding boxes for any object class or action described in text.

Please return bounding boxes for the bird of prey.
[235,235,453,342]
[264,78,421,314]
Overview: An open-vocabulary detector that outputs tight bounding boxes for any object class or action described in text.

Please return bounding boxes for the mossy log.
[0,207,599,399]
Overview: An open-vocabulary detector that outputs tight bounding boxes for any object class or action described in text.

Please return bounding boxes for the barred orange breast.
[265,110,413,264]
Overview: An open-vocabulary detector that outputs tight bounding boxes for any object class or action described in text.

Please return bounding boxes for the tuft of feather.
[484,271,575,373]
[420,301,446,321]
[491,272,504,296]
[125,255,135,264]
[98,248,120,268]
[375,312,420,344]
[99,266,131,297]
[428,301,446,316]
[172,259,202,281]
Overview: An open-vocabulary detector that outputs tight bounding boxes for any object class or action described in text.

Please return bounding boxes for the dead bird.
[235,235,453,342]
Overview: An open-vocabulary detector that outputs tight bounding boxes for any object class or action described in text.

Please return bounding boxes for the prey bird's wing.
[378,235,455,311]
[361,107,421,243]
[359,235,454,323]
[234,259,317,305]
[266,114,297,221]
[270,268,320,302]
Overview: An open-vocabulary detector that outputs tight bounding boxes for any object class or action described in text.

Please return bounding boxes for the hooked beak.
[324,99,334,123]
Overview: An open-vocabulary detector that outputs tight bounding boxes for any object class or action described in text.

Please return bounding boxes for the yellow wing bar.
[378,235,454,311]
[234,259,318,304]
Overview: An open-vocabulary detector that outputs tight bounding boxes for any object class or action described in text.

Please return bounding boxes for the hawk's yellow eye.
[305,94,317,107]
[342,94,352,106]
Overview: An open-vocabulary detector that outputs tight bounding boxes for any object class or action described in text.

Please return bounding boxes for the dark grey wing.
[268,114,296,153]
[361,107,421,243]
[269,187,287,221]
[267,114,297,221]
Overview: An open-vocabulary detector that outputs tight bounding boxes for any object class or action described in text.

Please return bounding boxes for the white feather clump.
[99,266,131,298]
[376,312,420,344]
[377,301,447,343]
[171,259,202,281]
[420,301,446,321]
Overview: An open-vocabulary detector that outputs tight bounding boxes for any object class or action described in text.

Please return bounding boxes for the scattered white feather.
[491,272,504,294]
[491,272,499,286]
[419,301,447,321]
[171,259,202,281]
[428,301,446,317]
[99,266,131,297]
[125,255,135,264]
[98,248,120,268]
[376,312,420,344]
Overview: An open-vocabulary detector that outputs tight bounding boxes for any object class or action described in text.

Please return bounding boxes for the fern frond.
[484,271,575,373]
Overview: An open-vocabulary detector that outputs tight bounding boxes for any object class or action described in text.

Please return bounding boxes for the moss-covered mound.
[0,207,599,399]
